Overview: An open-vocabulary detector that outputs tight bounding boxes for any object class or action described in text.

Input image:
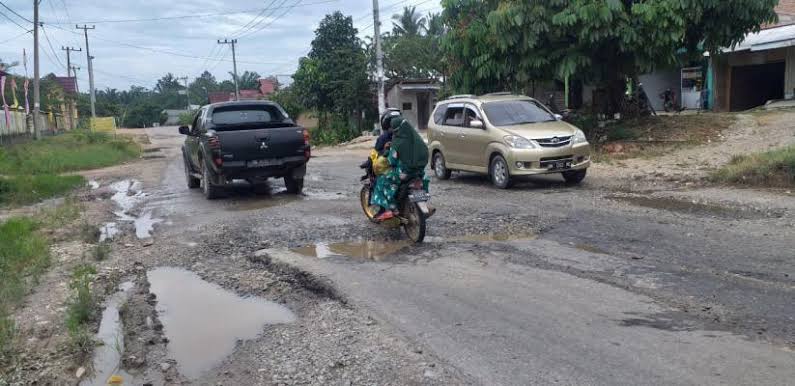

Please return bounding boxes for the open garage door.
[730,62,785,111]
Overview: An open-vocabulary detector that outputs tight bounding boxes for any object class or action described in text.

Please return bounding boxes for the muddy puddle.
[147,268,296,379]
[80,282,134,386]
[292,240,412,261]
[607,194,770,219]
[98,180,163,241]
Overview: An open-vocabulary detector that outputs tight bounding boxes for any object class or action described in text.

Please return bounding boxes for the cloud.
[0,0,441,90]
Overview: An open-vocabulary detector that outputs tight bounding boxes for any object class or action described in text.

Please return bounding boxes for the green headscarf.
[390,117,428,175]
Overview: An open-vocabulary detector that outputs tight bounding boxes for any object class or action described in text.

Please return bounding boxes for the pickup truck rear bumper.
[210,156,307,184]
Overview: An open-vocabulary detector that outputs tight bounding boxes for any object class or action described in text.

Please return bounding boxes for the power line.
[40,0,339,25]
[41,26,66,69]
[0,9,28,30]
[0,1,32,23]
[239,0,303,39]
[0,29,32,44]
[46,23,290,66]
[231,0,280,37]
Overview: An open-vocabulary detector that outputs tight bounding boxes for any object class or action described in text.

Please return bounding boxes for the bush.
[712,146,795,187]
[178,111,195,126]
[310,114,359,145]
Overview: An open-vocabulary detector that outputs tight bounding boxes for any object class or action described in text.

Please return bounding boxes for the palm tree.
[392,6,426,36]
[424,12,445,37]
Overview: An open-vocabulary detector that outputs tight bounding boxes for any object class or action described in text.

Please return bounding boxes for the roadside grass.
[0,130,140,207]
[65,264,98,356]
[0,174,85,206]
[0,130,141,175]
[711,146,795,188]
[0,217,50,355]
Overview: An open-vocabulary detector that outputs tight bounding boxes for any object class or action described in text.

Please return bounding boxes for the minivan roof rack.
[482,92,514,96]
[447,94,476,100]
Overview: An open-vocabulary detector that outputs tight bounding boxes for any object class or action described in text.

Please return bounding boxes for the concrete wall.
[640,70,681,111]
[386,86,436,130]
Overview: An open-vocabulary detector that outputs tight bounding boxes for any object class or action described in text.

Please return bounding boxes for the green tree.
[155,73,182,93]
[442,0,779,112]
[189,71,218,105]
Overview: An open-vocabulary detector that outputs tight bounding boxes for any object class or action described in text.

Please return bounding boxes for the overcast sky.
[1,0,441,91]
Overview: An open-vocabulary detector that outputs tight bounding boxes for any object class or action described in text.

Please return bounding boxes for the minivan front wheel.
[433,152,452,180]
[563,169,587,185]
[490,155,512,189]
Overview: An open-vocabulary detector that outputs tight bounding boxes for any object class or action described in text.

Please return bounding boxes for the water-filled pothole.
[291,240,412,260]
[147,268,296,379]
[80,282,134,386]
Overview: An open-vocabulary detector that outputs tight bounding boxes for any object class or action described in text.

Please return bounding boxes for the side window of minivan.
[433,104,448,125]
[443,105,465,127]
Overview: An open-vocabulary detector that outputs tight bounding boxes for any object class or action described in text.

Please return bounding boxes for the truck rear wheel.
[284,175,304,194]
[201,162,222,200]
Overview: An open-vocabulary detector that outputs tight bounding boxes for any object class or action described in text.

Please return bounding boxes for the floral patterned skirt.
[370,168,401,211]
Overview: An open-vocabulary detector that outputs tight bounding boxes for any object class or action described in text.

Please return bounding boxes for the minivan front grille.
[536,136,572,147]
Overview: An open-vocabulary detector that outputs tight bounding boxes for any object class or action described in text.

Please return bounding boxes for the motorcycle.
[359,163,433,243]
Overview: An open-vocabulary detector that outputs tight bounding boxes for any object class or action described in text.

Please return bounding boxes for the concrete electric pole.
[70,65,81,93]
[33,0,41,139]
[372,0,386,115]
[76,25,96,118]
[217,39,239,101]
[62,46,81,129]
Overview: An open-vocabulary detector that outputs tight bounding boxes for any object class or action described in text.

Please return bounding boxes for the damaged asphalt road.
[74,126,794,385]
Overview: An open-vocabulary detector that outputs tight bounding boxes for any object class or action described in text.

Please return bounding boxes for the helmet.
[380,108,401,131]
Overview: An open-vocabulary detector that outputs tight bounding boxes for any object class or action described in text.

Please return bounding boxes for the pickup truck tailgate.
[216,126,307,162]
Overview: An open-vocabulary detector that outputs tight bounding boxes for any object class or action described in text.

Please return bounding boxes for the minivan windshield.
[482,100,556,126]
[211,104,290,130]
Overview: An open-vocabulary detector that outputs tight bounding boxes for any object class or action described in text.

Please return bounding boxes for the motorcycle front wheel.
[401,199,427,243]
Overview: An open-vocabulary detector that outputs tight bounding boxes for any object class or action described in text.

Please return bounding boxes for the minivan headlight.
[572,129,588,144]
[504,135,536,149]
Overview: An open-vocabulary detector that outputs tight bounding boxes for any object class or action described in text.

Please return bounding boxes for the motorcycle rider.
[370,110,429,221]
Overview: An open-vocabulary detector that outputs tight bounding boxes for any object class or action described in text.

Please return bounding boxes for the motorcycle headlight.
[572,129,588,144]
[504,135,536,149]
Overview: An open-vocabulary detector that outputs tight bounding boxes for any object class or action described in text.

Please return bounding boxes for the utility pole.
[33,0,41,139]
[62,46,81,129]
[70,65,81,93]
[372,0,386,115]
[217,39,239,101]
[179,76,190,111]
[76,25,96,118]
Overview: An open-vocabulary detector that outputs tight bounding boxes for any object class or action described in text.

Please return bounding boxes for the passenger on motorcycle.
[370,110,429,221]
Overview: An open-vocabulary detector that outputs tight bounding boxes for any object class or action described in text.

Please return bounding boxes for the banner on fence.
[91,117,117,133]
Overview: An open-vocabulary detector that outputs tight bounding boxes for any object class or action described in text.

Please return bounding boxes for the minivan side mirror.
[470,119,484,129]
[554,114,563,121]
[178,126,191,135]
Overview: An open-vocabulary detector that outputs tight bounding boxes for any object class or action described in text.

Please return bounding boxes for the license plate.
[550,161,572,170]
[409,190,430,202]
[247,159,275,168]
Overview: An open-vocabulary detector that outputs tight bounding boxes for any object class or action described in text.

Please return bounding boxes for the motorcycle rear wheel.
[402,198,427,243]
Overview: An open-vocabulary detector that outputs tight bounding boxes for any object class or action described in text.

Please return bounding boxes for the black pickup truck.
[179,101,310,199]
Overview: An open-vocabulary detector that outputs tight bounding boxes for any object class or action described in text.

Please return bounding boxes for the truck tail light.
[208,136,221,150]
[303,128,311,159]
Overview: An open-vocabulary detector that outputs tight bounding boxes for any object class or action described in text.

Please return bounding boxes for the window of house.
[402,102,413,111]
